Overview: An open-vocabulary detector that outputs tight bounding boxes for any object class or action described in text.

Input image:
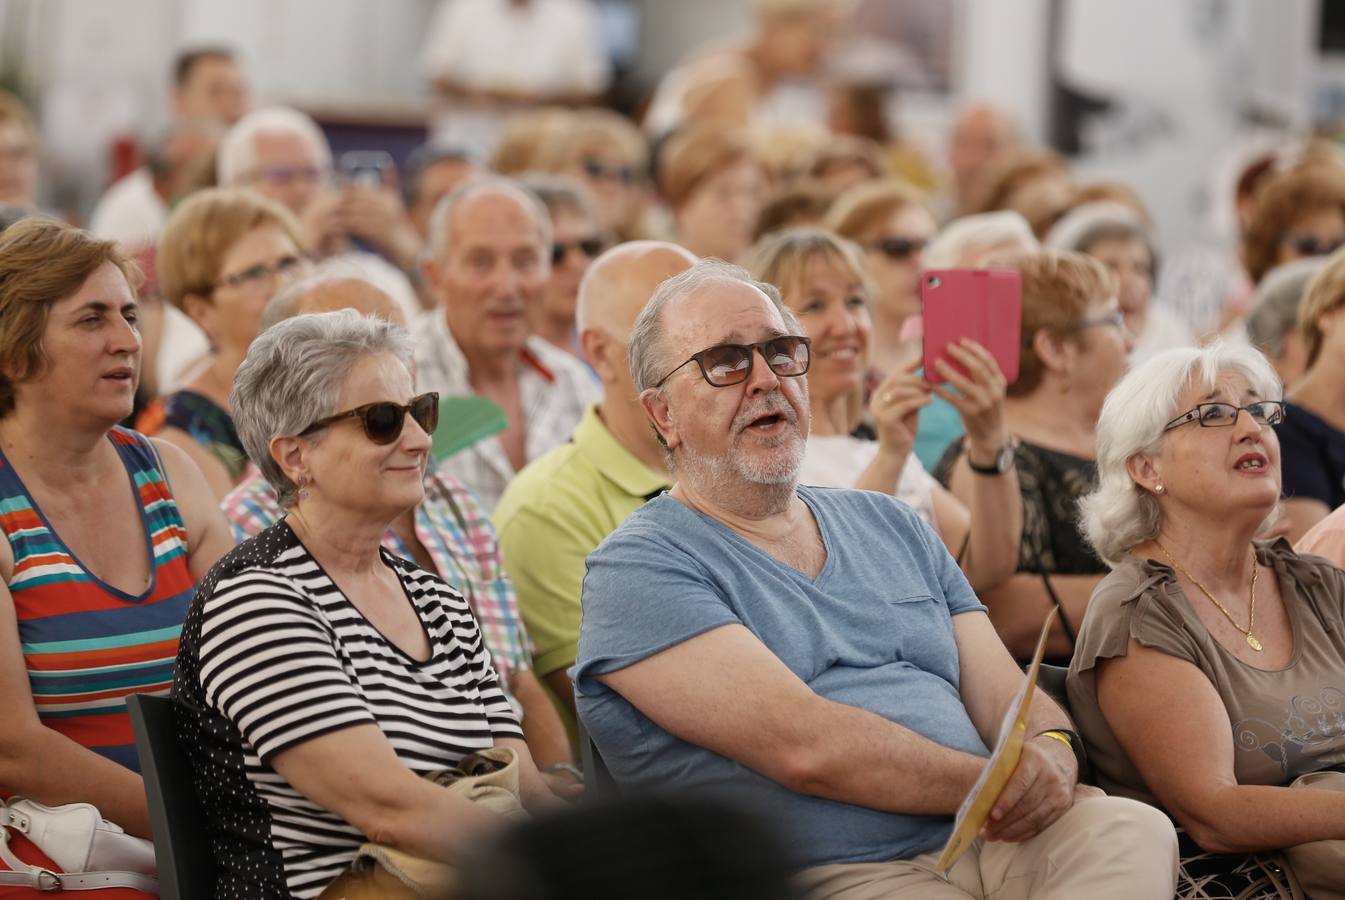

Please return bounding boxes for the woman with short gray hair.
[1066,342,1345,895]
[173,310,553,898]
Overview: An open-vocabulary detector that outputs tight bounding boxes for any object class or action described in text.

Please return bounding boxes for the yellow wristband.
[1036,730,1073,750]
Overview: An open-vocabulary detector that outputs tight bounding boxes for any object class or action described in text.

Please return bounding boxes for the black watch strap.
[966,440,1015,475]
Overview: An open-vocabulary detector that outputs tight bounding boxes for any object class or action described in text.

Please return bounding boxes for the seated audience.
[1274,247,1345,541]
[1069,342,1345,897]
[574,260,1178,899]
[142,188,310,498]
[753,179,834,241]
[517,173,605,361]
[416,177,598,511]
[536,108,651,241]
[403,143,480,240]
[0,220,230,880]
[658,126,768,264]
[823,178,937,378]
[922,209,1038,270]
[749,229,1019,591]
[174,309,556,898]
[1244,257,1326,389]
[223,271,576,786]
[0,90,39,210]
[1046,201,1192,361]
[970,148,1074,239]
[495,242,694,716]
[808,135,886,194]
[935,251,1133,662]
[169,44,250,126]
[1241,162,1345,287]
[945,101,1020,219]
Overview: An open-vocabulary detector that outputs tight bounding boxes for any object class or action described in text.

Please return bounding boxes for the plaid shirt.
[413,310,599,512]
[221,465,532,690]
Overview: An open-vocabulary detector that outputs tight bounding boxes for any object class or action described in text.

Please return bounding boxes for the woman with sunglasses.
[142,188,310,499]
[0,219,232,894]
[518,174,606,363]
[174,309,555,898]
[749,229,1020,592]
[1241,162,1345,289]
[1067,342,1345,897]
[934,250,1134,664]
[1273,246,1345,542]
[824,178,938,380]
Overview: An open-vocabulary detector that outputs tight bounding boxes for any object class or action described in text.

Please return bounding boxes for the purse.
[0,797,158,893]
[318,746,527,900]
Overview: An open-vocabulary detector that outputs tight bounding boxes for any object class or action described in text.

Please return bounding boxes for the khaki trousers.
[797,795,1178,900]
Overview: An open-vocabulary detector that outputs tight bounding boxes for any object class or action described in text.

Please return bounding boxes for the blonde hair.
[657,126,758,209]
[1002,249,1116,397]
[157,188,302,310]
[823,177,927,243]
[0,219,140,417]
[1243,164,1345,286]
[1300,244,1345,369]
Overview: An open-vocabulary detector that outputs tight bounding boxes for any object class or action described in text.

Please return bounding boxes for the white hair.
[923,210,1038,269]
[1245,257,1328,358]
[1079,341,1283,566]
[216,105,331,186]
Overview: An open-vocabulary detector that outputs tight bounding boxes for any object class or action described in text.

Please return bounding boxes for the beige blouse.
[1066,539,1345,806]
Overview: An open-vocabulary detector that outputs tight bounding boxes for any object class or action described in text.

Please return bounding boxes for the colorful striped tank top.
[0,427,195,774]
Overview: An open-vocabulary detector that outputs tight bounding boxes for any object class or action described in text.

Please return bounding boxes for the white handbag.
[0,797,158,893]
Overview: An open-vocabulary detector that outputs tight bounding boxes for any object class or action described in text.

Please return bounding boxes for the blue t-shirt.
[573,484,990,868]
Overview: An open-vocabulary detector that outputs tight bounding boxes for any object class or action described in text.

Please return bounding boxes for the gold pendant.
[1246,634,1263,652]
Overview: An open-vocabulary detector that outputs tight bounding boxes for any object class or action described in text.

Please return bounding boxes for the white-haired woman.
[1067,342,1345,897]
[173,311,554,898]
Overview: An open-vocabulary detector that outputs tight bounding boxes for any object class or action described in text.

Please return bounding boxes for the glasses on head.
[244,164,331,187]
[655,336,811,389]
[868,236,927,261]
[300,392,440,445]
[552,237,605,266]
[1068,310,1126,331]
[1163,400,1285,433]
[213,253,311,291]
[1283,234,1345,257]
[581,158,636,185]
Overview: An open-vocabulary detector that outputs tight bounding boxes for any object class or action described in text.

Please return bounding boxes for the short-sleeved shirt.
[173,522,522,899]
[413,311,599,512]
[574,485,989,869]
[1275,401,1345,512]
[1066,540,1345,805]
[222,465,532,689]
[493,404,669,679]
[136,389,248,481]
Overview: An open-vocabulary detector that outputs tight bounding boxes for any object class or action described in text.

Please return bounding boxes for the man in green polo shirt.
[495,241,695,716]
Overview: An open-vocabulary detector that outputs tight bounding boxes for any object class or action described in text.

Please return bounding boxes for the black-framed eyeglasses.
[867,236,927,261]
[581,158,636,185]
[300,392,440,444]
[1283,234,1345,258]
[552,237,605,266]
[213,253,311,291]
[654,336,811,388]
[1163,400,1285,433]
[1068,311,1126,331]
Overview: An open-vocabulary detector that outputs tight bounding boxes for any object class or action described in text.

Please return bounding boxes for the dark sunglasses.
[552,237,605,266]
[1163,400,1285,432]
[1283,234,1345,257]
[654,336,811,388]
[868,236,927,261]
[581,158,636,185]
[213,254,310,291]
[300,392,440,444]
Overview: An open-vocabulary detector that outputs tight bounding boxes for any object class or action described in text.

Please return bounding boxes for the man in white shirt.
[416,177,599,511]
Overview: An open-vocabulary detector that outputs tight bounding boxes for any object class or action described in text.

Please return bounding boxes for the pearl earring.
[1155,484,1165,494]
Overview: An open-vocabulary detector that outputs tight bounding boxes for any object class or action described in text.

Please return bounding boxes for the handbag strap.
[0,800,159,894]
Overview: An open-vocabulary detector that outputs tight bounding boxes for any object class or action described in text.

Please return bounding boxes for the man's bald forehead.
[295,277,405,325]
[578,241,696,335]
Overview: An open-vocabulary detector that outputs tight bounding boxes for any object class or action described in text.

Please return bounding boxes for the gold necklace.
[1155,541,1261,651]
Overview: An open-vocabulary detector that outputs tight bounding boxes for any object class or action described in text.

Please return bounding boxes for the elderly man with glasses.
[573,259,1177,899]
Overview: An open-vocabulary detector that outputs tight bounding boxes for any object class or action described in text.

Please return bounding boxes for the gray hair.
[1246,257,1327,358]
[923,211,1037,269]
[425,175,553,262]
[216,105,331,186]
[515,172,599,227]
[628,259,800,395]
[231,309,414,508]
[1079,341,1283,566]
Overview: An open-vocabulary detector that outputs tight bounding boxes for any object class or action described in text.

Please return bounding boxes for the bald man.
[949,102,1019,217]
[494,242,697,716]
[222,272,578,785]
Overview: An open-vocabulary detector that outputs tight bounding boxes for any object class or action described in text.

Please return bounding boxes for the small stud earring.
[1155,484,1165,494]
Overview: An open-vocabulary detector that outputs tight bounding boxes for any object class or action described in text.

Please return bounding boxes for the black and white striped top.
[173,521,522,899]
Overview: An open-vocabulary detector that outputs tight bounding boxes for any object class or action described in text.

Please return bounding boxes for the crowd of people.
[3,1,1345,897]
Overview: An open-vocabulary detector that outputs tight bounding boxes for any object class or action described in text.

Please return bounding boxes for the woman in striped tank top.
[0,219,234,895]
